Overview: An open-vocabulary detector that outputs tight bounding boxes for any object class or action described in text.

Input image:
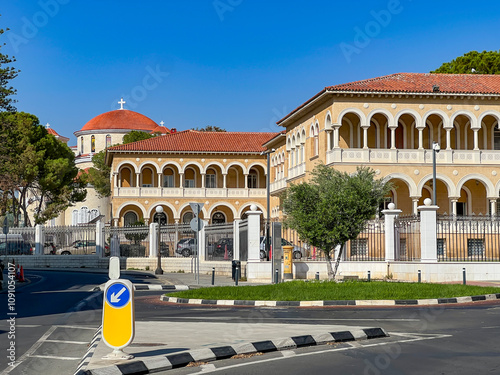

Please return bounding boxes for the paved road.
[0,269,156,375]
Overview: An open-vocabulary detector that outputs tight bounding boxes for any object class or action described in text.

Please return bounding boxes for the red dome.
[80,110,158,132]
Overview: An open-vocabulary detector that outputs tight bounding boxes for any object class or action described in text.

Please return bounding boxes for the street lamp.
[155,205,164,275]
[432,142,440,205]
[260,148,275,265]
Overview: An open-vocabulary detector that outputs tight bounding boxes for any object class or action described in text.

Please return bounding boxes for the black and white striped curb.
[79,327,387,375]
[74,326,102,375]
[92,284,189,292]
[161,292,500,306]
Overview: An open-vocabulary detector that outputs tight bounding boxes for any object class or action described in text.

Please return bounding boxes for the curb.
[79,327,388,374]
[92,284,189,292]
[160,292,500,306]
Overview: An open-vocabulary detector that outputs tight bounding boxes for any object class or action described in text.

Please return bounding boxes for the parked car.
[259,236,305,260]
[175,238,197,257]
[56,240,109,255]
[0,241,32,255]
[213,238,233,258]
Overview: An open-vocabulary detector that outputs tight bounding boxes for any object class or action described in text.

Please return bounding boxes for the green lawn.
[166,280,500,301]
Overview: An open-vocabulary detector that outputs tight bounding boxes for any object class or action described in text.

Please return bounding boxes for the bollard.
[315,272,319,281]
[418,270,421,283]
[463,268,466,285]
[211,267,215,286]
[235,267,239,286]
[275,268,279,284]
[367,271,371,282]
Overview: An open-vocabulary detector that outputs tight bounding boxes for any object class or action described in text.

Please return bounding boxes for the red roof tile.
[108,130,280,153]
[80,110,158,132]
[326,73,500,94]
[278,73,500,125]
[150,125,171,135]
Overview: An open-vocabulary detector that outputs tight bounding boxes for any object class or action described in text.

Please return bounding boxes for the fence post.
[199,220,207,261]
[418,198,438,263]
[95,221,105,257]
[381,203,402,262]
[233,219,241,260]
[35,224,44,255]
[149,222,158,259]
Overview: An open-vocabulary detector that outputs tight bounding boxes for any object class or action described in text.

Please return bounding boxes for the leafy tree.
[431,50,500,74]
[0,112,86,226]
[282,164,390,279]
[85,150,111,198]
[0,24,19,112]
[192,125,226,132]
[123,130,153,144]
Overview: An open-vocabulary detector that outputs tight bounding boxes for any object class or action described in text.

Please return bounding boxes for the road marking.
[44,339,89,345]
[281,350,296,357]
[191,332,451,374]
[30,355,81,360]
[147,317,419,322]
[200,364,217,371]
[53,325,97,330]
[1,325,58,374]
[16,325,41,328]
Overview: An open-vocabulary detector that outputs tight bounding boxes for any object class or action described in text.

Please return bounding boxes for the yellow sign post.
[102,279,135,359]
[283,245,293,280]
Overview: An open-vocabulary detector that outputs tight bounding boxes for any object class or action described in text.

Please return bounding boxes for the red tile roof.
[278,73,500,125]
[150,125,171,135]
[326,73,500,94]
[107,130,280,154]
[80,110,158,132]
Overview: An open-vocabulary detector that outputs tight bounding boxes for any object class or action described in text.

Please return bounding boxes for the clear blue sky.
[2,0,500,145]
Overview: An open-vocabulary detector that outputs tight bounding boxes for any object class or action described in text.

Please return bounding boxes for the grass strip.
[165,280,500,301]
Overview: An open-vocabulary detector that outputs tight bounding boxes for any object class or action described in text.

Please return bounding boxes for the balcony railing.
[114,187,267,198]
[326,148,499,165]
[288,162,306,179]
[270,178,287,193]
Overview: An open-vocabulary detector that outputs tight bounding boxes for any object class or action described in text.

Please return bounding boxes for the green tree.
[0,112,86,226]
[123,130,153,144]
[0,24,19,112]
[282,164,390,279]
[192,125,226,132]
[431,50,500,74]
[85,150,111,198]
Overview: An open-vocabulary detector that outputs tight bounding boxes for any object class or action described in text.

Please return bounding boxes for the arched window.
[79,206,89,224]
[314,124,319,156]
[90,209,99,221]
[185,168,196,188]
[212,212,226,224]
[72,210,78,225]
[494,126,500,150]
[142,168,153,187]
[163,168,175,187]
[124,212,138,226]
[247,168,258,188]
[91,135,95,153]
[205,168,217,188]
[182,212,193,224]
[106,135,112,148]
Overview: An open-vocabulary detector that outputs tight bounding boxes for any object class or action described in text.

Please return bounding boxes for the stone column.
[244,174,249,189]
[136,173,140,188]
[149,222,158,259]
[418,198,438,262]
[246,205,266,281]
[489,199,497,217]
[411,197,420,215]
[333,124,340,149]
[362,126,369,149]
[96,221,105,257]
[417,127,424,149]
[381,203,402,262]
[390,127,396,149]
[223,173,227,188]
[35,224,44,255]
[450,198,458,217]
[201,173,206,188]
[326,129,332,151]
[233,219,241,260]
[158,173,162,188]
[198,220,208,261]
[445,128,452,150]
[473,128,479,150]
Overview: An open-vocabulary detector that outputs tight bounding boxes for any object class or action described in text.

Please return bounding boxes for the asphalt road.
[1,270,500,375]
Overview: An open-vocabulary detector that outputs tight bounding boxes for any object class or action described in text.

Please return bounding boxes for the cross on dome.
[118,98,126,110]
[160,121,164,126]
[45,123,50,129]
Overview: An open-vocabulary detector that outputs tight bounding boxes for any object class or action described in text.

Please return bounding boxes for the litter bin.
[232,260,241,281]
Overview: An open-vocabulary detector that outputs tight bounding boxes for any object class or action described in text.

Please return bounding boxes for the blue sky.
[2,0,500,145]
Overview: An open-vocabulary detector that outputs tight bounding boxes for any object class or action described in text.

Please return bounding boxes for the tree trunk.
[332,245,344,280]
[325,251,334,280]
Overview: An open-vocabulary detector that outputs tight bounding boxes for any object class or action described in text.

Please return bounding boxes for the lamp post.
[260,148,275,274]
[432,142,440,205]
[155,205,164,275]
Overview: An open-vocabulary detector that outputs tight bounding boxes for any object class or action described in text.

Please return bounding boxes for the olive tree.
[282,164,391,279]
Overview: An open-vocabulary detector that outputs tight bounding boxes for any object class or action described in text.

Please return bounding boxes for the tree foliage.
[0,24,19,112]
[431,50,500,74]
[0,112,86,226]
[282,164,390,279]
[192,125,226,132]
[123,130,153,144]
[85,150,111,198]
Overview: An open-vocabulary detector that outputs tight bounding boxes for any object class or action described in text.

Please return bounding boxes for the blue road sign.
[105,282,131,309]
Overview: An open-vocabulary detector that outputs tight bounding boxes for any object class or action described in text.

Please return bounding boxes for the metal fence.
[239,219,248,261]
[3,227,36,256]
[205,223,233,261]
[394,215,421,261]
[344,219,385,261]
[437,216,500,261]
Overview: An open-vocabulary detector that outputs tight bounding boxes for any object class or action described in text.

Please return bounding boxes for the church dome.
[80,109,158,132]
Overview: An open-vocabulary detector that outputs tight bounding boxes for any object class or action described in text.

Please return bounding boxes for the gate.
[394,215,420,261]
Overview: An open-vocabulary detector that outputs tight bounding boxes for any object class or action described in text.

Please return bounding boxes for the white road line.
[193,333,450,374]
[0,325,58,375]
[53,325,97,330]
[200,364,217,371]
[16,325,41,328]
[44,339,89,345]
[30,355,81,360]
[148,317,419,322]
[281,350,296,357]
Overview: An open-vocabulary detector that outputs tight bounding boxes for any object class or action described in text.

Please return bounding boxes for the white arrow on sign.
[110,287,126,303]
